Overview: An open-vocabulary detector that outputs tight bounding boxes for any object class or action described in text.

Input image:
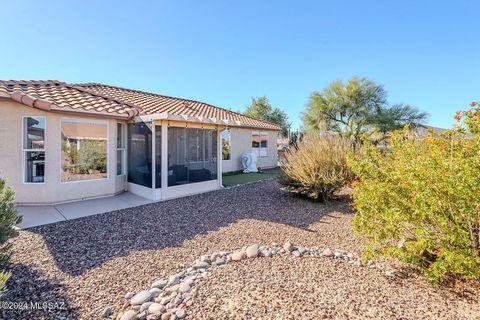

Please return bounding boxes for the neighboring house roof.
[61,121,108,140]
[0,80,281,130]
[412,124,447,138]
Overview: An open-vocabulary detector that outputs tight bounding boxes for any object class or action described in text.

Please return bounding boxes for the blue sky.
[1,0,479,130]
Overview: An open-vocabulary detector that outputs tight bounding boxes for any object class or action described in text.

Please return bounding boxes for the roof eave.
[133,113,281,130]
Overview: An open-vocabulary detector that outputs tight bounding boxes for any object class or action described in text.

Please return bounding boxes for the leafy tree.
[302,77,428,143]
[244,96,291,137]
[0,178,22,292]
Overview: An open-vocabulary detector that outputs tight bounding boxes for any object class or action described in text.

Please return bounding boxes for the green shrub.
[0,178,21,292]
[280,134,357,202]
[349,126,480,282]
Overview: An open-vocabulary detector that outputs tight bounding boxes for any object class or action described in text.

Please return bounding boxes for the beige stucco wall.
[222,128,278,173]
[0,100,127,204]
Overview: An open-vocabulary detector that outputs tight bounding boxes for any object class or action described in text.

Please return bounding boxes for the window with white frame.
[61,119,108,182]
[23,116,46,183]
[117,123,126,176]
[252,131,268,157]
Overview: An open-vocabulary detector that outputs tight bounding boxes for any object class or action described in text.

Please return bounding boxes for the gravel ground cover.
[2,180,479,319]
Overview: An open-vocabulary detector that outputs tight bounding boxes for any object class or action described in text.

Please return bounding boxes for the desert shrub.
[75,140,107,173]
[280,134,357,201]
[0,178,22,292]
[349,114,480,281]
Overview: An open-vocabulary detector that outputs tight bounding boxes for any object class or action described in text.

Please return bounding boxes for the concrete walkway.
[16,192,152,229]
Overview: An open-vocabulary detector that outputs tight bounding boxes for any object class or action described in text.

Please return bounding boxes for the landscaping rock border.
[110,242,396,320]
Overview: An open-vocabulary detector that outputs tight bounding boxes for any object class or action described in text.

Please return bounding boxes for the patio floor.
[16,192,152,229]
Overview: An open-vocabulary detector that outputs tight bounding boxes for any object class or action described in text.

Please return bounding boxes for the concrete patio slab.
[16,205,66,229]
[16,192,152,229]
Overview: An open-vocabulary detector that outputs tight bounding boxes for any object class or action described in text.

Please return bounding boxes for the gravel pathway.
[1,180,479,319]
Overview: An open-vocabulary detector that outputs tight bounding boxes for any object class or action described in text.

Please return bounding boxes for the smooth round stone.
[131,290,152,305]
[215,257,226,266]
[284,242,294,252]
[137,310,147,320]
[334,251,344,258]
[140,302,154,313]
[173,295,183,305]
[101,307,112,318]
[292,250,301,257]
[149,287,162,297]
[297,247,307,255]
[160,297,170,305]
[125,292,135,299]
[151,279,168,289]
[165,284,179,293]
[200,255,210,263]
[161,312,171,320]
[148,302,165,314]
[322,248,333,257]
[231,250,246,261]
[261,250,272,257]
[210,252,220,261]
[192,261,210,270]
[120,310,138,320]
[176,309,186,319]
[246,244,259,258]
[166,275,180,287]
[178,282,191,293]
[385,270,396,277]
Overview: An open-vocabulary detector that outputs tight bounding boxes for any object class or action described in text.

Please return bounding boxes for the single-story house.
[0,80,281,204]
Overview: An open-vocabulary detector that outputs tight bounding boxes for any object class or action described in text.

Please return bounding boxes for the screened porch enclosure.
[127,121,222,200]
[168,127,218,186]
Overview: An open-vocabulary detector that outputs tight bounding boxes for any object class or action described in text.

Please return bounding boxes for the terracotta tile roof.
[0,80,139,119]
[0,80,281,130]
[76,83,281,130]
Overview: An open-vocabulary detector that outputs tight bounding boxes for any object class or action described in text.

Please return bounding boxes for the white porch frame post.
[217,126,223,188]
[161,121,168,199]
[151,123,156,190]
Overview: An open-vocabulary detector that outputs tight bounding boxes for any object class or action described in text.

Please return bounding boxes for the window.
[61,119,108,182]
[252,131,268,157]
[222,129,231,160]
[23,116,45,183]
[117,123,126,176]
[128,122,153,188]
[168,126,217,186]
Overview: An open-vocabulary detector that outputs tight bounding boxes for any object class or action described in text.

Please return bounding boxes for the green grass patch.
[222,168,280,187]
